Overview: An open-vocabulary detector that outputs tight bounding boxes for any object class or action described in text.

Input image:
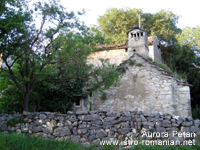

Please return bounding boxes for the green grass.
[0,133,200,150]
[0,133,93,150]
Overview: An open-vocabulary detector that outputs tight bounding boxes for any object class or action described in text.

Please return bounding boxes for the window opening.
[75,99,81,106]
[141,32,143,36]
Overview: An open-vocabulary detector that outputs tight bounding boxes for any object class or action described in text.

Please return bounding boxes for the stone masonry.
[127,27,149,58]
[78,27,192,118]
[0,111,199,147]
[83,53,192,117]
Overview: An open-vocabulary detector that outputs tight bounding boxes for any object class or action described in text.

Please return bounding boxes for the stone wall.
[0,111,199,147]
[88,54,191,117]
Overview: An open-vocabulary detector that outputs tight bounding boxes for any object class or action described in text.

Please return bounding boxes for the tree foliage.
[0,0,122,113]
[97,8,181,45]
[97,8,141,44]
[176,26,200,50]
[176,26,200,108]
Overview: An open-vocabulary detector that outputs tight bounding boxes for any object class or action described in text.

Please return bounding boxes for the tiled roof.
[96,37,157,51]
[95,44,127,51]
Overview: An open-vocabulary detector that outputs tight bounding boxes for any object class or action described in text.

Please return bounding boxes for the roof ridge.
[116,53,192,87]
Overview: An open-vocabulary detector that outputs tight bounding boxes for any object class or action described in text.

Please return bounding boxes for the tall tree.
[175,26,200,108]
[142,9,181,46]
[97,8,142,44]
[97,8,181,45]
[0,0,122,112]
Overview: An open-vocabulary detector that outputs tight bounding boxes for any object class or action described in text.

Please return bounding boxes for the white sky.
[60,0,200,29]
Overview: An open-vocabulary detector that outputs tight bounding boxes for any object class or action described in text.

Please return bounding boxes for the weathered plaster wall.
[89,54,191,117]
[148,45,154,60]
[148,37,161,62]
[0,111,199,147]
[87,49,128,67]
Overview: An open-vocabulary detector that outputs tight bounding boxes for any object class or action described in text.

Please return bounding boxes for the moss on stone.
[6,116,25,127]
[129,60,136,66]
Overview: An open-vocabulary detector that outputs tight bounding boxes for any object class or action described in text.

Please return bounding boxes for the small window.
[75,99,81,106]
[125,48,128,52]
[131,33,133,38]
[133,49,136,52]
[137,33,139,37]
[141,32,143,36]
[134,34,136,37]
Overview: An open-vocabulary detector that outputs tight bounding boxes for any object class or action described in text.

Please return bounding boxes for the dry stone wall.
[0,111,200,146]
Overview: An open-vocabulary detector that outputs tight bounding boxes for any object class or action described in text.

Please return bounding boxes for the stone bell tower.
[127,27,149,58]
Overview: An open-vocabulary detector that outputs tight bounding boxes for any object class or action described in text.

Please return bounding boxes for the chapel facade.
[74,27,192,117]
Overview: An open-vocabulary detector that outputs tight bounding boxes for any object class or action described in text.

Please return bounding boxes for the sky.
[60,0,200,29]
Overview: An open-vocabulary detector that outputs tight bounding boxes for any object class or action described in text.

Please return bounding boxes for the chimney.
[138,12,141,28]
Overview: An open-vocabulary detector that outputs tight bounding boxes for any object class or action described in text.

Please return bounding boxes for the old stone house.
[74,27,192,117]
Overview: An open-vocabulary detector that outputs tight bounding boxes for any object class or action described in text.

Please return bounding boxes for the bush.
[7,116,25,127]
[192,105,200,119]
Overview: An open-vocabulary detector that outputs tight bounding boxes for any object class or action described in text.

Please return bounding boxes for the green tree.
[97,8,142,44]
[0,0,122,112]
[176,26,200,51]
[143,10,181,46]
[0,0,31,67]
[175,26,200,109]
[97,8,181,45]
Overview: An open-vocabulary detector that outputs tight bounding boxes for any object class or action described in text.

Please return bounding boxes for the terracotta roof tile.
[96,37,157,51]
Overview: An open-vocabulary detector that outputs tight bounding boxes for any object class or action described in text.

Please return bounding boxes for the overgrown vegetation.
[147,57,153,61]
[155,60,173,73]
[192,105,200,119]
[0,0,122,113]
[129,60,143,67]
[100,92,107,101]
[6,116,25,127]
[135,63,143,67]
[129,60,136,66]
[155,60,187,81]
